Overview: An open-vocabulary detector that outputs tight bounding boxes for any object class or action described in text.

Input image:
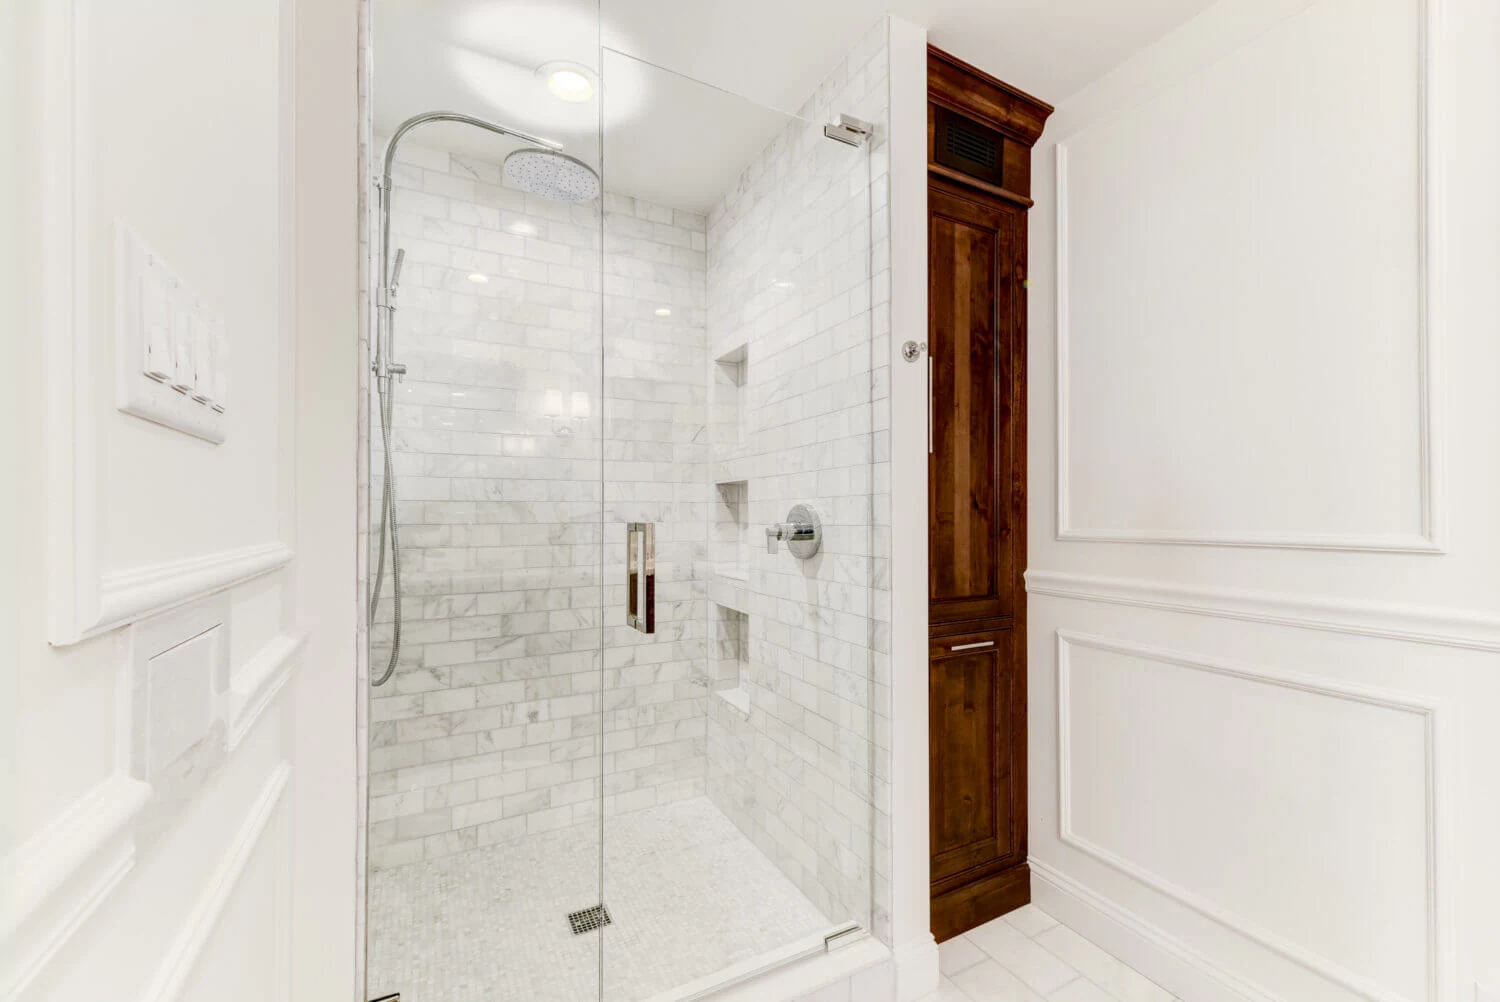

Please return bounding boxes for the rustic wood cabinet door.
[927,177,1030,942]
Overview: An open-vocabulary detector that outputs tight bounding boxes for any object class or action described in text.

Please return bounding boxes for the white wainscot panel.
[1055,0,1441,551]
[141,765,290,1002]
[1057,632,1438,1002]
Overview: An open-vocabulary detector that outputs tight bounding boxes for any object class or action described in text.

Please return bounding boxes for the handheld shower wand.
[368,111,599,688]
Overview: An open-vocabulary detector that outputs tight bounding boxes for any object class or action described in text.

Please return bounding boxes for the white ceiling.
[373,0,1220,211]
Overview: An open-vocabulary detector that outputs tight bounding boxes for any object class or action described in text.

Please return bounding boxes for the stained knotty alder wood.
[927,46,1049,943]
[929,185,1020,627]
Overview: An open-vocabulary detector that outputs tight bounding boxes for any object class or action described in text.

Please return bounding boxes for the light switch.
[169,286,193,394]
[190,310,213,404]
[211,323,228,412]
[142,273,171,382]
[116,222,227,442]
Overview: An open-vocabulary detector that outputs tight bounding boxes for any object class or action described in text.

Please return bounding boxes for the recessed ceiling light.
[468,273,488,283]
[771,279,796,290]
[538,62,595,103]
[507,221,538,236]
[654,307,672,317]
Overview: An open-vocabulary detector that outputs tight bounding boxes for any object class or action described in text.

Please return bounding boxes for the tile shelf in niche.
[713,685,751,717]
[707,570,750,614]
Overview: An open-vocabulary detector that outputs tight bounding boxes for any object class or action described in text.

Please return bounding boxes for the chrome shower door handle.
[625,522,656,634]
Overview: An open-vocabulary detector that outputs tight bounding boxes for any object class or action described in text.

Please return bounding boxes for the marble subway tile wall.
[367,145,710,869]
[600,192,713,821]
[703,19,892,931]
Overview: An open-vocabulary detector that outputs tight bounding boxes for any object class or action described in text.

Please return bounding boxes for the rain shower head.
[504,148,600,203]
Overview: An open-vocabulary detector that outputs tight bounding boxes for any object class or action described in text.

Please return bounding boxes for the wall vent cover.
[934,106,1006,187]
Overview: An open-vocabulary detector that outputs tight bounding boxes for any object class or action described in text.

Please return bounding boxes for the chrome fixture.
[369,110,600,687]
[503,148,601,202]
[823,113,873,147]
[625,522,656,634]
[765,504,821,558]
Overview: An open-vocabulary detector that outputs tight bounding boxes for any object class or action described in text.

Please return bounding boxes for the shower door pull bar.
[950,640,995,652]
[928,353,935,454]
[625,522,656,635]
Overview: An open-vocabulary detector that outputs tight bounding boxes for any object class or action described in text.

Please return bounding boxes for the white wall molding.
[1030,858,1279,1002]
[1027,569,1500,652]
[137,762,291,1002]
[97,544,294,643]
[229,632,305,748]
[1052,0,1446,554]
[40,0,293,648]
[1055,631,1450,1002]
[0,774,153,1002]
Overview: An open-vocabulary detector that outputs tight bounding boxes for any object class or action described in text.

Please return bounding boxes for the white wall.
[1,1,357,1000]
[1026,1,1500,1000]
[883,14,939,1001]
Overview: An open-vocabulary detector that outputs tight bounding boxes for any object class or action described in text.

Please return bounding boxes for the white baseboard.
[893,935,940,1001]
[1029,859,1280,1002]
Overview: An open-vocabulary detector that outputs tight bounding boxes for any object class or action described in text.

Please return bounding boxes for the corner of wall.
[882,13,935,996]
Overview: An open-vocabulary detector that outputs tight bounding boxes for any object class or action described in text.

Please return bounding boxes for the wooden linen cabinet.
[926,46,1051,942]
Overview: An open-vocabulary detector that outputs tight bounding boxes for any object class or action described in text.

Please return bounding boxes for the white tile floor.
[367,797,838,1002]
[918,905,1178,1002]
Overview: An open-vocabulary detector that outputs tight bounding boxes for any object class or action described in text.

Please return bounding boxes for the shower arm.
[374,111,564,379]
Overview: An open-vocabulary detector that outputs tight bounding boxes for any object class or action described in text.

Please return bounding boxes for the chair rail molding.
[228,632,306,749]
[1026,569,1500,652]
[39,0,294,647]
[1051,0,1446,553]
[1054,630,1454,1002]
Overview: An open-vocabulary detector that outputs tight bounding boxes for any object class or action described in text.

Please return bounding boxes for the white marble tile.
[367,797,832,1002]
[1002,904,1060,937]
[916,976,974,1002]
[1033,924,1175,1002]
[967,918,1081,997]
[949,959,1052,1002]
[1048,977,1117,1002]
[938,934,988,976]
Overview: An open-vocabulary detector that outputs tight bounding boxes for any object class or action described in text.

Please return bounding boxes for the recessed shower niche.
[712,343,748,458]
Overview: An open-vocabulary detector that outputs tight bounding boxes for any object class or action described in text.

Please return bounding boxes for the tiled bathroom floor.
[367,797,836,1002]
[918,905,1179,1002]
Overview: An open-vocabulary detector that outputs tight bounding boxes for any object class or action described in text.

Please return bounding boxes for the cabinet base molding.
[931,863,1030,943]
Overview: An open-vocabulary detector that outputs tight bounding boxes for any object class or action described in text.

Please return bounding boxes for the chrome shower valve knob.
[765,504,821,558]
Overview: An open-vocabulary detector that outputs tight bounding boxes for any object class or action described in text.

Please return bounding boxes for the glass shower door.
[597,47,878,1000]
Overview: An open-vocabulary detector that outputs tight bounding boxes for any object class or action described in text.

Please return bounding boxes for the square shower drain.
[567,904,612,935]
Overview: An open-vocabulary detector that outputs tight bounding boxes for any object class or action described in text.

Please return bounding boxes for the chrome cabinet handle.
[950,640,995,652]
[625,522,655,634]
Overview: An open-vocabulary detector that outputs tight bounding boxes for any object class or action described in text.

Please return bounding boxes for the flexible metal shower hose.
[369,377,402,686]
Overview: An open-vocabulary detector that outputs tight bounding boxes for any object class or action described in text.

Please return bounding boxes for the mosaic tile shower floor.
[367,797,837,1002]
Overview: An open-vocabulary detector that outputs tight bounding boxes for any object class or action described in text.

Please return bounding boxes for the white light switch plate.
[115,222,228,443]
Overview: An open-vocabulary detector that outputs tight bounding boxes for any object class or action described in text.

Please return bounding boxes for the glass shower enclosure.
[363,6,882,999]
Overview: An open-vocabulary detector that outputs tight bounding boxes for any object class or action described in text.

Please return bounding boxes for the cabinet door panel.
[929,629,1021,884]
[928,183,1021,626]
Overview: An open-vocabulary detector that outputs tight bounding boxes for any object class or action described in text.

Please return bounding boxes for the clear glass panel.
[599,48,876,1000]
[364,2,608,1000]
